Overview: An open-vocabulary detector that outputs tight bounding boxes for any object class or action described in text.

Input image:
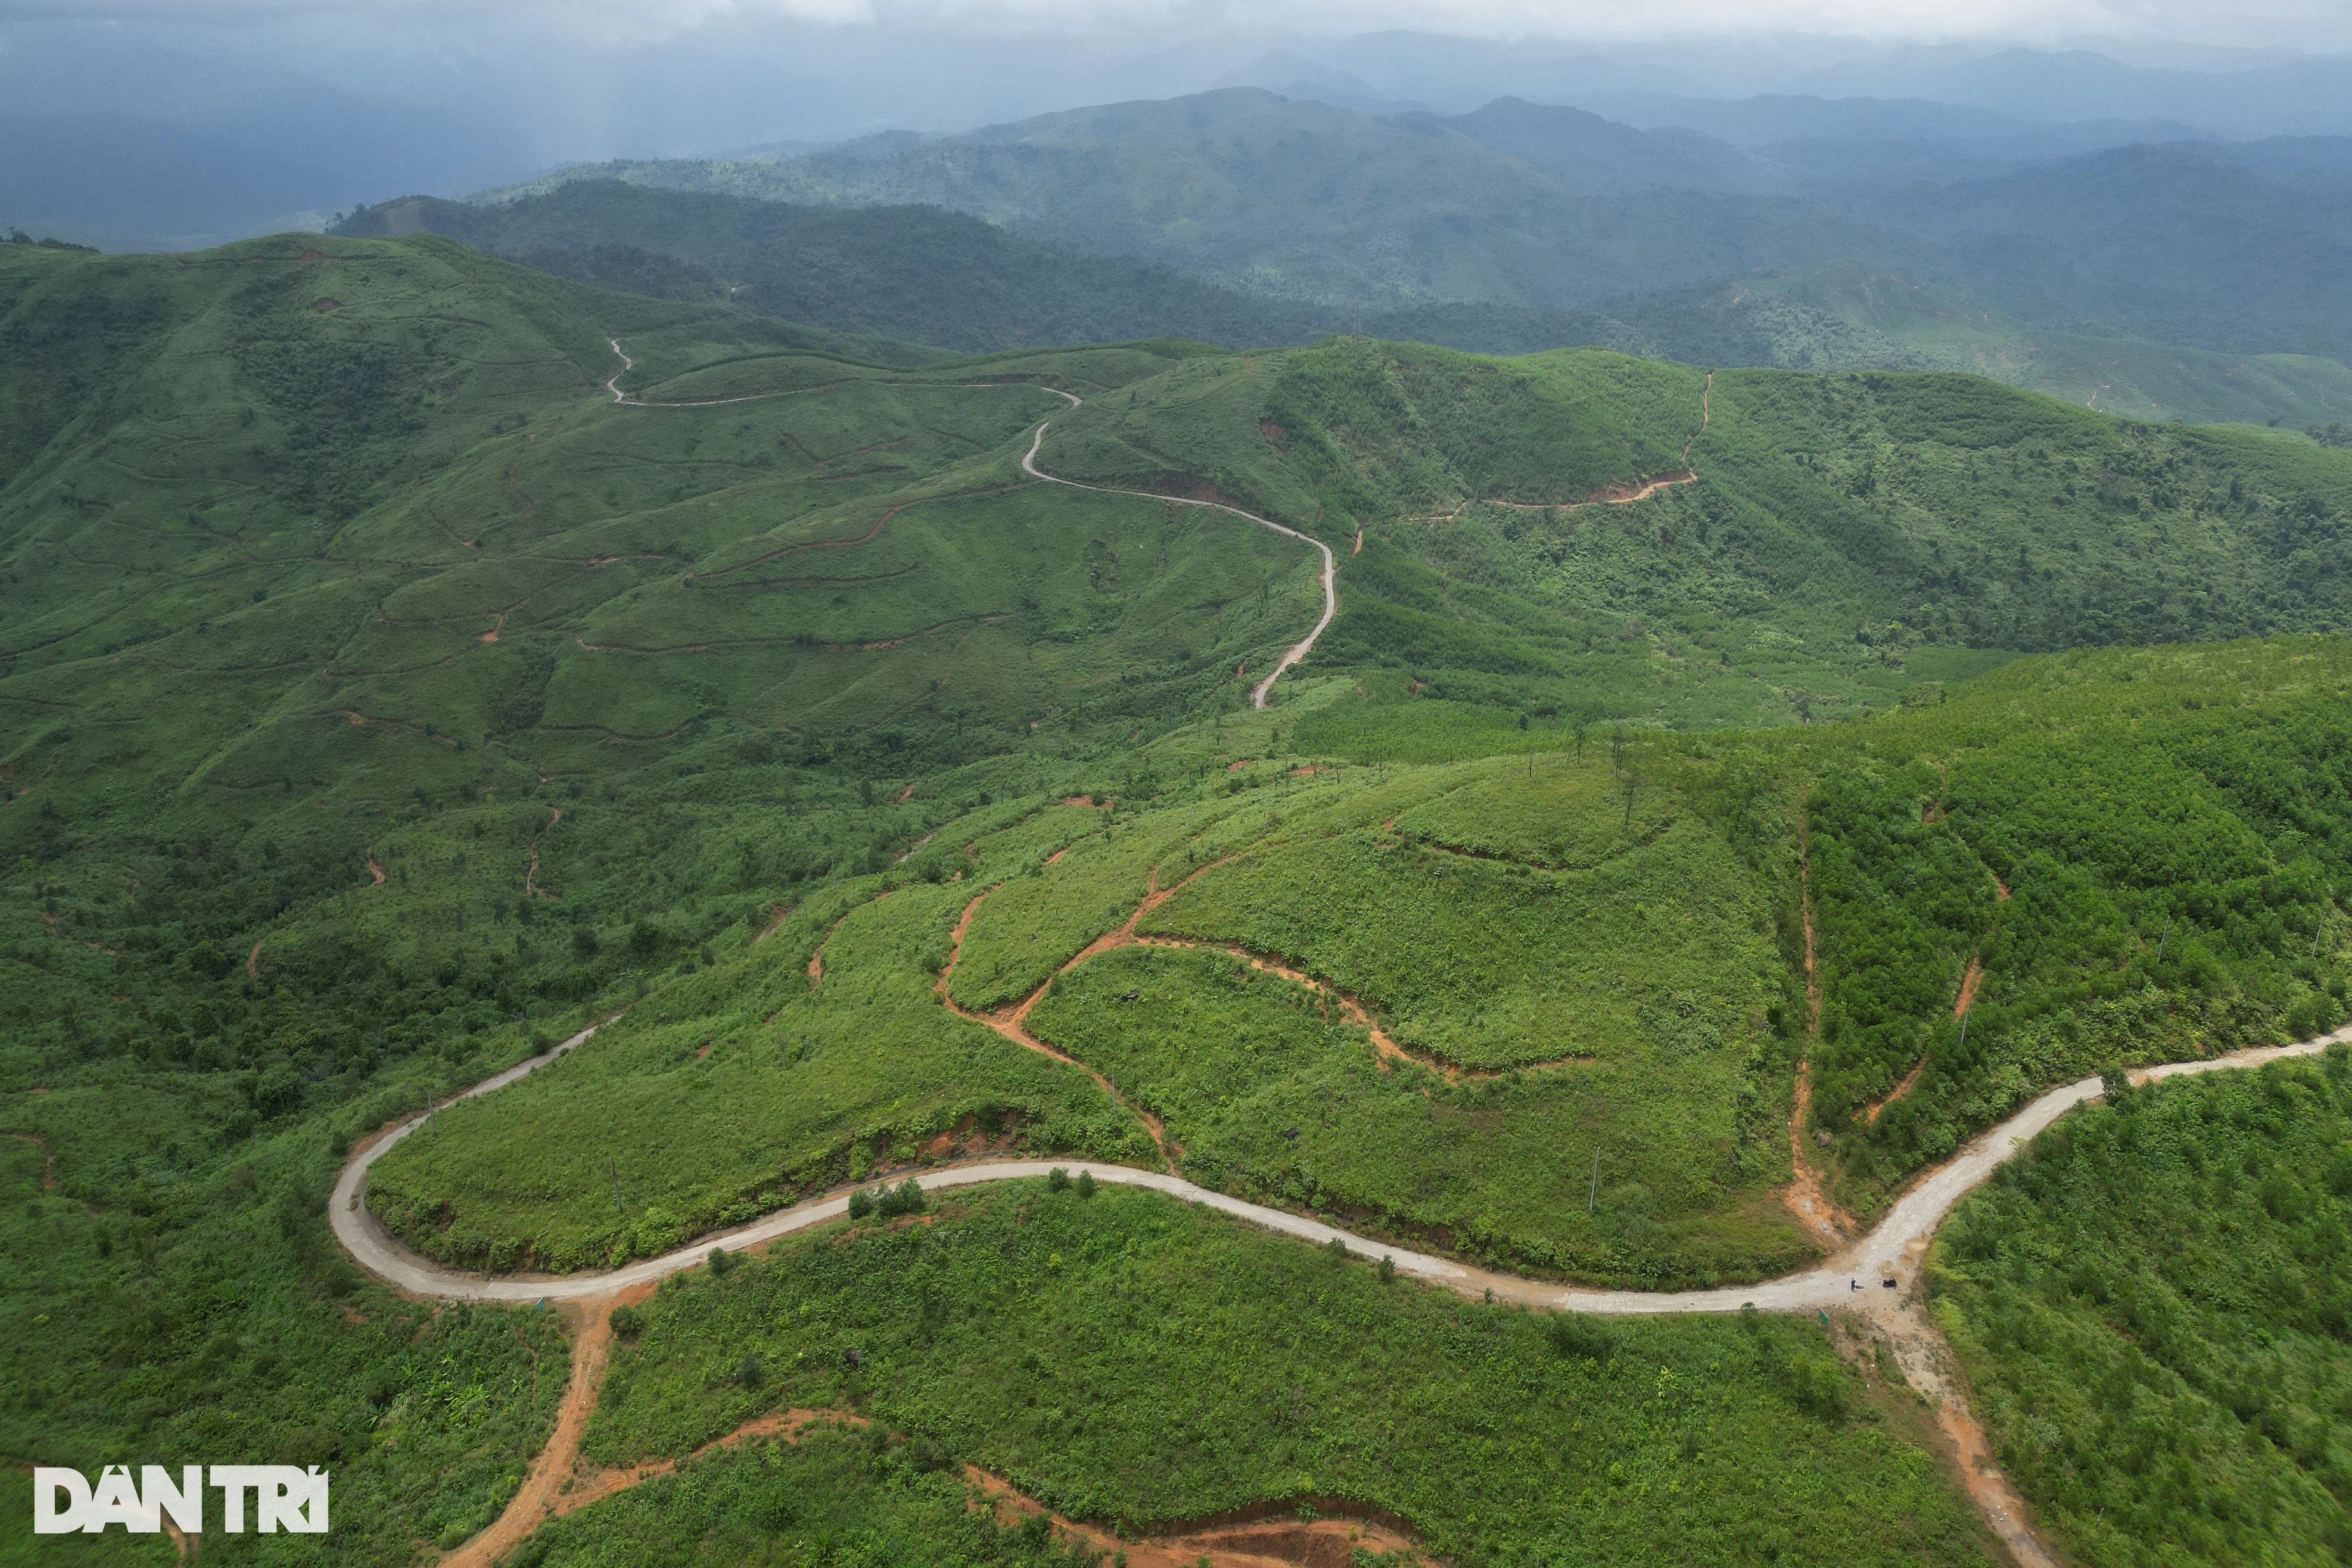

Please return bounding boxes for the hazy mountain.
[1790,47,2352,139]
[479,89,1923,310]
[1209,51,1435,115]
[1871,140,2352,360]
[335,183,1339,352]
[1429,98,1769,193]
[0,26,533,250]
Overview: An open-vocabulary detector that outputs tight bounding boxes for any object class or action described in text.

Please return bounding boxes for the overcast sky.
[5,0,2349,47]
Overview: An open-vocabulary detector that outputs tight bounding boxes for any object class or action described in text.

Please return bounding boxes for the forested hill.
[339,184,2352,430]
[335,185,1338,354]
[470,89,1923,310]
[1036,338,2352,724]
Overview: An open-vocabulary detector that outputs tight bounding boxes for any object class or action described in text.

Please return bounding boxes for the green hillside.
[1037,336,2352,726]
[1375,262,2352,430]
[331,187,2352,433]
[1625,263,2352,428]
[1932,1049,2352,1567]
[544,1177,1998,1568]
[333,183,1339,354]
[8,232,2352,1563]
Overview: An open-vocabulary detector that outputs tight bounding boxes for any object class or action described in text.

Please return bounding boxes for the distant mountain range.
[457,88,2352,370]
[340,178,2352,429]
[470,89,1929,309]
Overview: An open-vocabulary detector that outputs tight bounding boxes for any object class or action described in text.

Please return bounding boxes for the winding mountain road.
[332,1024,2342,1310]
[457,343,2351,1563]
[603,340,1337,708]
[1019,410,1336,709]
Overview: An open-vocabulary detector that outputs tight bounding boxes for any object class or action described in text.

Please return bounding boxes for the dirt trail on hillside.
[1020,418,1334,710]
[438,1292,629,1568]
[1864,958,1986,1126]
[523,807,563,900]
[8,1132,56,1190]
[1785,825,1855,1245]
[1129,934,1587,1083]
[464,1389,1429,1568]
[1870,1295,2059,1568]
[934,867,1205,1170]
[1411,370,1715,523]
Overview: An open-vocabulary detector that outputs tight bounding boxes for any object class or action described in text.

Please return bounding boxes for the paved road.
[331,1021,2345,1307]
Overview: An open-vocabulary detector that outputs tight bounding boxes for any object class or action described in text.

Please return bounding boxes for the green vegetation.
[1789,637,2352,1210]
[505,1424,1107,1568]
[8,225,2352,1558]
[1930,1047,2352,1567]
[574,1177,1998,1567]
[369,838,1158,1273]
[0,1101,570,1563]
[0,235,1303,1542]
[476,90,1912,313]
[334,183,1337,354]
[1549,262,2352,429]
[1048,336,2352,728]
[379,737,1810,1287]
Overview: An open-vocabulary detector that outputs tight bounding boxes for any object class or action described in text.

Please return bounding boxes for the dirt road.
[1019,415,1335,710]
[330,1024,2343,1310]
[601,342,1336,709]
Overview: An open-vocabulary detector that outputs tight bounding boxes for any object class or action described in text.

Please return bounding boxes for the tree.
[628,919,662,960]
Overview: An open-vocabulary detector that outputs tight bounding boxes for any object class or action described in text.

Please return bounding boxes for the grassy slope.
[375,636,2352,1281]
[1044,336,2352,729]
[572,1178,2000,1568]
[1784,636,2352,1210]
[388,728,1809,1286]
[1929,1048,2352,1567]
[0,237,1304,1552]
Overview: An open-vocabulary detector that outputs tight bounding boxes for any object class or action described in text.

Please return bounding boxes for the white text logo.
[32,1466,329,1534]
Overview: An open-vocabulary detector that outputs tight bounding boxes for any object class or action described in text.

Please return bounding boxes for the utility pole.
[1588,1147,1601,1213]
[610,1157,624,1216]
